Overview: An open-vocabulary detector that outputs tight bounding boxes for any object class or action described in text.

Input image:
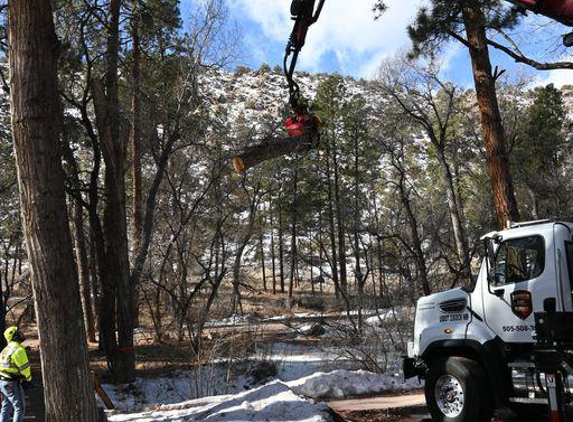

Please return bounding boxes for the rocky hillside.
[198,67,381,143]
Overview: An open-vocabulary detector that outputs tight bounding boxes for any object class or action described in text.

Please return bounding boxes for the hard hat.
[4,326,20,343]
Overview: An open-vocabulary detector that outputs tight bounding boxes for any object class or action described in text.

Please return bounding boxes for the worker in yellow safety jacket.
[0,327,33,422]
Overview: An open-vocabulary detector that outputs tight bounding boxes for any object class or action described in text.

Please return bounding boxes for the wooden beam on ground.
[92,373,114,410]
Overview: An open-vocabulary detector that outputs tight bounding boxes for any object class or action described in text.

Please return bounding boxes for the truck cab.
[405,220,573,422]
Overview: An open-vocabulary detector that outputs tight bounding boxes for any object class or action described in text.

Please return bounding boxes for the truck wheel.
[425,356,492,422]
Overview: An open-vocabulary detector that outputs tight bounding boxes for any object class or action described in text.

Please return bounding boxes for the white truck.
[404,220,573,422]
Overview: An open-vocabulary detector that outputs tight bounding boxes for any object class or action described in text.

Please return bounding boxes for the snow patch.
[108,381,333,422]
[288,369,420,400]
[105,369,421,421]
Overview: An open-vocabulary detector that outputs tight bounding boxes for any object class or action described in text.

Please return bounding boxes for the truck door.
[482,234,553,342]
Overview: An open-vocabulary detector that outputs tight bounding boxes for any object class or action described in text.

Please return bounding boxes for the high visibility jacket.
[0,341,31,381]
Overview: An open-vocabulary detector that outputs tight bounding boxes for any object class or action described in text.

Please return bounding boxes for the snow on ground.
[201,307,414,329]
[107,370,421,422]
[103,342,359,411]
[259,342,356,381]
[106,308,418,421]
[105,369,421,421]
[288,369,421,399]
[108,381,333,422]
[103,367,249,411]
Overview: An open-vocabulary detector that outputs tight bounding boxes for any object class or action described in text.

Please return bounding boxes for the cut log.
[232,129,320,173]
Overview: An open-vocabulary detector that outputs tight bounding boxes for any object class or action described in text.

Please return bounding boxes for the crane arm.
[232,0,325,173]
[505,0,573,26]
[284,0,326,111]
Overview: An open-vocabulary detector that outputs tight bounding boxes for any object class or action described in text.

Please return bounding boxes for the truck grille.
[439,299,467,313]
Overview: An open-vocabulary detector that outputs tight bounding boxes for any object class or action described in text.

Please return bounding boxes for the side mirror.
[485,236,504,295]
[487,268,496,285]
[564,32,573,48]
[485,238,498,285]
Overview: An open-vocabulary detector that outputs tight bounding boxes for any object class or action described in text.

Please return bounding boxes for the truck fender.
[422,338,511,409]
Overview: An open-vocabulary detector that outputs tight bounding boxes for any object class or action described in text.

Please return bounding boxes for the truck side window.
[494,236,545,285]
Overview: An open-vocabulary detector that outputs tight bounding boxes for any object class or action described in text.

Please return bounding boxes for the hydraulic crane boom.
[284,0,325,112]
[282,0,324,139]
[506,0,573,26]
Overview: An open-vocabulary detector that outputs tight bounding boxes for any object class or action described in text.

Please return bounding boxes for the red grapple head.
[284,116,306,137]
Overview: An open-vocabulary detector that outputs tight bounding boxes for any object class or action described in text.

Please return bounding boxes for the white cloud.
[535,68,573,88]
[228,0,425,77]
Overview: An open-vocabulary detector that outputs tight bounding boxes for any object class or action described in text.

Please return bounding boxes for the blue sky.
[182,0,573,87]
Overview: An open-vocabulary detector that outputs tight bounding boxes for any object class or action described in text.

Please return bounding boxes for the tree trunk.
[289,167,299,300]
[278,191,285,294]
[353,136,364,326]
[88,231,101,330]
[325,142,341,299]
[130,0,143,328]
[259,214,267,291]
[8,1,100,420]
[332,138,348,295]
[397,170,431,296]
[269,195,277,295]
[318,208,324,295]
[434,145,473,286]
[92,0,135,383]
[462,2,519,229]
[233,130,320,172]
[232,190,259,313]
[73,203,97,343]
[61,139,97,343]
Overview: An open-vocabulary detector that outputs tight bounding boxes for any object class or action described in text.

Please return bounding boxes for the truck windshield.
[494,236,545,285]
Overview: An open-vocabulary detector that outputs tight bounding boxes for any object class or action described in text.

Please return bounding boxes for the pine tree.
[8,0,100,419]
[408,0,520,229]
[512,84,568,218]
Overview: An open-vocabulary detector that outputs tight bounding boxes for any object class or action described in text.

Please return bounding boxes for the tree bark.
[269,194,277,294]
[462,2,519,229]
[73,200,97,343]
[353,135,364,325]
[434,144,473,286]
[8,1,100,420]
[396,165,431,296]
[259,214,267,291]
[332,138,348,295]
[325,141,341,299]
[278,191,285,294]
[231,186,259,313]
[130,0,143,328]
[61,139,97,343]
[233,130,320,172]
[289,167,299,300]
[92,0,135,383]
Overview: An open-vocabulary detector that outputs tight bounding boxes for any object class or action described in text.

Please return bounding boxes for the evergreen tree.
[512,84,569,219]
[8,0,100,419]
[408,0,520,229]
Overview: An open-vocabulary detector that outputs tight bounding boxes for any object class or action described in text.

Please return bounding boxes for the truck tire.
[425,356,493,422]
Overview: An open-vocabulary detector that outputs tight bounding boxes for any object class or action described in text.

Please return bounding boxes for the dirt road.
[329,393,430,422]
[329,394,552,422]
[329,394,426,413]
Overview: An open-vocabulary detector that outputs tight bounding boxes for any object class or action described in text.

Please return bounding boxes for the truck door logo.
[511,290,533,319]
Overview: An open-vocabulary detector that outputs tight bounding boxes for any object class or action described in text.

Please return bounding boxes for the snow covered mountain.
[198,67,380,142]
